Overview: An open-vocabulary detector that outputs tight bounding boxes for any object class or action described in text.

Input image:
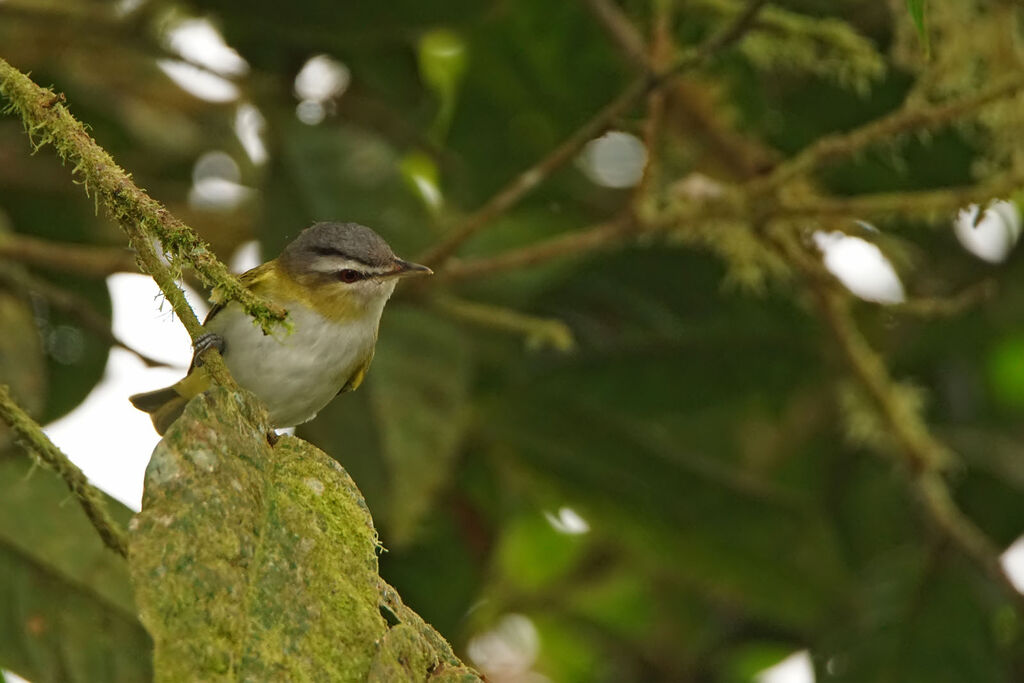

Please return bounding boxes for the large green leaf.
[129,385,478,680]
[0,458,151,683]
[0,266,46,448]
[368,308,474,544]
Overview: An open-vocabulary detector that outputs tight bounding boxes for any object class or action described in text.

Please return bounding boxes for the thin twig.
[813,284,951,472]
[0,264,170,367]
[776,178,1024,222]
[894,280,997,318]
[417,79,649,267]
[0,233,139,277]
[580,0,648,68]
[770,232,1024,613]
[0,385,128,557]
[0,58,286,336]
[637,0,674,200]
[753,74,1024,193]
[0,58,246,387]
[434,216,638,283]
[417,0,771,267]
[428,295,575,351]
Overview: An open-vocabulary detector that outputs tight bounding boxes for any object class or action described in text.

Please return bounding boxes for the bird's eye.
[338,269,362,283]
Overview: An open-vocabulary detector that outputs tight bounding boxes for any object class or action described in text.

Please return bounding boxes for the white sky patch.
[164,18,248,77]
[188,151,254,211]
[294,55,351,101]
[235,103,268,165]
[467,614,549,683]
[157,60,240,103]
[229,239,263,274]
[3,671,30,683]
[579,131,647,189]
[543,506,590,535]
[813,230,905,304]
[1000,534,1024,594]
[296,100,326,126]
[755,650,815,683]
[953,200,1022,264]
[293,55,350,126]
[43,274,208,510]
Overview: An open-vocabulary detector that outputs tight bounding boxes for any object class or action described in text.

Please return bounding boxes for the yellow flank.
[342,351,374,393]
[173,365,213,399]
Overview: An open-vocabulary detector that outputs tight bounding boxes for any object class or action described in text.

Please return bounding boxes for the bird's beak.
[385,258,433,279]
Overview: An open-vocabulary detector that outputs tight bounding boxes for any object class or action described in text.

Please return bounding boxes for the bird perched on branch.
[130,221,431,435]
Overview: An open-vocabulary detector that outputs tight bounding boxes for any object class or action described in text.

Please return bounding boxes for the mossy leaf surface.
[129,385,479,681]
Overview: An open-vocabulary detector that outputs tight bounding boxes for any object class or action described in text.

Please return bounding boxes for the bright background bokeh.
[4,1,1024,682]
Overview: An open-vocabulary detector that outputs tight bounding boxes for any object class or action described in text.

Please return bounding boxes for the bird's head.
[278,221,431,316]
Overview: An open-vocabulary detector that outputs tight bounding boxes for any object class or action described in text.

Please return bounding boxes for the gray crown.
[280,221,396,272]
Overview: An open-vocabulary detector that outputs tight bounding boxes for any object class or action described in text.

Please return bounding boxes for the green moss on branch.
[0,385,128,557]
[0,57,287,336]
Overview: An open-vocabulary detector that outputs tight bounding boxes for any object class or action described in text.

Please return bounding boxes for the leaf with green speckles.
[128,385,479,681]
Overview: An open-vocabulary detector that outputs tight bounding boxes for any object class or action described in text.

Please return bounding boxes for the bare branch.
[434,216,637,283]
[0,233,140,277]
[0,264,170,368]
[580,0,648,68]
[428,295,575,351]
[417,0,771,267]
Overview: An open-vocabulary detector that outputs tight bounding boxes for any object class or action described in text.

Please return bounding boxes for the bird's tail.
[129,386,189,436]
[129,370,211,435]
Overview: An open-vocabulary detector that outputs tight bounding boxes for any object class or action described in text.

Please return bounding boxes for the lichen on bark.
[129,386,479,681]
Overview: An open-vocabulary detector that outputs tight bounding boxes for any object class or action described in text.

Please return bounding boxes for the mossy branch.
[776,176,1024,223]
[770,233,1024,614]
[0,385,128,557]
[754,74,1024,193]
[0,57,287,337]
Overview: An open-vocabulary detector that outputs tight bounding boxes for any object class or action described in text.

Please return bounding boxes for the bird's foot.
[192,332,226,366]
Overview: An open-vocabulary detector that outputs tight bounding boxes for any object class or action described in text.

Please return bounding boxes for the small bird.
[130,221,431,435]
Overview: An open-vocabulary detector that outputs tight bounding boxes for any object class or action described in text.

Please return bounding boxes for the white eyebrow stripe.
[309,254,391,275]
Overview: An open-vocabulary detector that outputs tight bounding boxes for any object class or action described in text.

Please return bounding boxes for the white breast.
[206,302,379,427]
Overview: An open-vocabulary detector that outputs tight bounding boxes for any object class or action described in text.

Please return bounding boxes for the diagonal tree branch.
[0,385,128,557]
[0,232,140,277]
[434,215,638,283]
[0,263,170,368]
[0,58,286,338]
[417,0,771,267]
[579,0,648,68]
[428,294,575,351]
[752,74,1024,193]
[769,231,1024,614]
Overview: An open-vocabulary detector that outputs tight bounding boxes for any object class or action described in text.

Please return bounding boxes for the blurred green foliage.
[2,0,1024,681]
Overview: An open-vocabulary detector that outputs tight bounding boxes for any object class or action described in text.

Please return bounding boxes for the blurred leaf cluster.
[3,0,1024,681]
